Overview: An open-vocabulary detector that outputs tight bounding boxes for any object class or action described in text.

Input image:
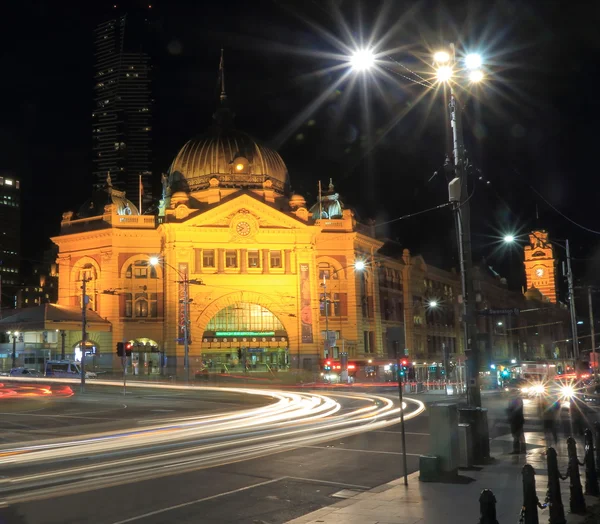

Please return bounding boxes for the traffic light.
[125,343,132,357]
[116,342,124,357]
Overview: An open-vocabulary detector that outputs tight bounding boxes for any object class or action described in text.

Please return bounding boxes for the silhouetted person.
[542,397,560,445]
[508,395,526,454]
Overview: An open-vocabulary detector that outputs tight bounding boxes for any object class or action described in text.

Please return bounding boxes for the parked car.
[7,367,43,377]
[45,360,97,379]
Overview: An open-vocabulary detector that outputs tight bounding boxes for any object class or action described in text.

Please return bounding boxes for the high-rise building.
[92,5,153,209]
[0,172,21,312]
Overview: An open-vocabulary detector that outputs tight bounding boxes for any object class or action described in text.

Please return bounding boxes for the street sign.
[477,308,520,317]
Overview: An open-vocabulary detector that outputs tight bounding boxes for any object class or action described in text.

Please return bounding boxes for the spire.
[106,171,112,189]
[213,49,235,127]
[219,48,227,103]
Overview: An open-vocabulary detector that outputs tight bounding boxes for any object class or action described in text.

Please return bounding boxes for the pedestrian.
[507,394,526,454]
[542,397,560,445]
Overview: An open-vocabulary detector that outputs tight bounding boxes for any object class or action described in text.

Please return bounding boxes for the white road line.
[300,445,421,456]
[371,430,429,436]
[286,476,370,489]
[110,476,288,524]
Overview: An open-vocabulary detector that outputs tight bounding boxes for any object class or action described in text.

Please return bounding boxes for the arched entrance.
[201,303,289,373]
[127,338,161,376]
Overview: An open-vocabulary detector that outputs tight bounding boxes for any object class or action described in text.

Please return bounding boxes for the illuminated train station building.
[43,97,569,376]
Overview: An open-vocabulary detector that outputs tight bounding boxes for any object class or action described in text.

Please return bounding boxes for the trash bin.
[458,423,473,468]
[419,455,439,482]
[458,407,490,464]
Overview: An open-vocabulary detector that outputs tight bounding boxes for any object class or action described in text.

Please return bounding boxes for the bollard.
[584,428,600,496]
[566,437,586,514]
[479,489,499,524]
[521,464,546,524]
[546,447,567,524]
[595,421,600,472]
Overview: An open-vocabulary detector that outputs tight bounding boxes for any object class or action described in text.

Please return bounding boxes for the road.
[1,382,592,524]
[0,380,425,524]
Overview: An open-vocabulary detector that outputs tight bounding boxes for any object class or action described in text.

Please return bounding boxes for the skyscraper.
[92,5,153,208]
[0,172,21,312]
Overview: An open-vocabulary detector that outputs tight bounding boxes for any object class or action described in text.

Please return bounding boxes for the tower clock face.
[535,268,544,277]
[236,221,251,237]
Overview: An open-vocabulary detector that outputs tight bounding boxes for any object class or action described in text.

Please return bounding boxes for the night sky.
[1,0,599,307]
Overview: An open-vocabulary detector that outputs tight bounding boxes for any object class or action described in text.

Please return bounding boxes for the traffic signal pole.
[396,353,408,486]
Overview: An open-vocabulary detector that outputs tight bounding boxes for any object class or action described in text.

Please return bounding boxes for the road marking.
[286,476,370,490]
[150,409,175,413]
[300,445,421,456]
[371,430,429,436]
[109,477,287,524]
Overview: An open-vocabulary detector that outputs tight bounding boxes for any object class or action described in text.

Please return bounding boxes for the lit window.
[202,250,215,268]
[248,250,260,268]
[270,251,282,268]
[225,250,238,268]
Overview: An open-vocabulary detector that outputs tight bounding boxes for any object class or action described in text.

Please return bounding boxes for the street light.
[350,48,376,71]
[433,44,486,407]
[150,256,204,384]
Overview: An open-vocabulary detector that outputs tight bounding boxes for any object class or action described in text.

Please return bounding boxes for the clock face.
[236,221,251,237]
[535,268,544,277]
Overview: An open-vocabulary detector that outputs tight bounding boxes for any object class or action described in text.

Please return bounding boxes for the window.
[248,250,260,268]
[364,331,370,353]
[270,251,282,268]
[225,250,238,268]
[125,293,157,318]
[203,249,215,268]
[125,260,157,279]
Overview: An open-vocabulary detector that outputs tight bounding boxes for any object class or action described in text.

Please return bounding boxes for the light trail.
[0,386,425,505]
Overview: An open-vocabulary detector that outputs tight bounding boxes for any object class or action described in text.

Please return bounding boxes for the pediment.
[531,251,547,258]
[181,193,308,231]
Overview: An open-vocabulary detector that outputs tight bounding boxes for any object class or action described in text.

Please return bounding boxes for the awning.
[0,304,112,333]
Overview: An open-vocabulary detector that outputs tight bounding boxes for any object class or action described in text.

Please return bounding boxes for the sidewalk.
[285,433,598,524]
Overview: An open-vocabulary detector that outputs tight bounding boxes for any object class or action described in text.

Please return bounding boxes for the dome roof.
[168,126,289,193]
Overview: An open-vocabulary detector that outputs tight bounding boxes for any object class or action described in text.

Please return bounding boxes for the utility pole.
[589,286,596,379]
[322,275,329,359]
[80,277,91,393]
[447,43,480,407]
[565,239,579,359]
[183,276,190,384]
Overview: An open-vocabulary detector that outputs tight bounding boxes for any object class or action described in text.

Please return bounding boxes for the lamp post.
[150,256,204,384]
[349,45,485,407]
[433,45,485,408]
[321,260,366,363]
[7,331,19,368]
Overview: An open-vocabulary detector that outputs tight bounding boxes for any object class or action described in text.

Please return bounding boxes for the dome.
[524,286,544,302]
[169,127,289,194]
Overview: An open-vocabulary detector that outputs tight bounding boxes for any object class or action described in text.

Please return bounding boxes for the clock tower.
[523,230,557,303]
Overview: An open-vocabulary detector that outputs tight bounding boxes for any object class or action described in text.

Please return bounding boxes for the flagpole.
[139,174,143,215]
[318,180,322,219]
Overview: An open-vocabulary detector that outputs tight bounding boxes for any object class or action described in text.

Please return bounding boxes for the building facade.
[48,95,572,376]
[93,6,153,207]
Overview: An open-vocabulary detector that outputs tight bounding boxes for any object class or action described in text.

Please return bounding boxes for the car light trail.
[0,387,424,505]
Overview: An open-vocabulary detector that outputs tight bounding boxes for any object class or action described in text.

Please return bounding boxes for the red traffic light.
[401,359,408,366]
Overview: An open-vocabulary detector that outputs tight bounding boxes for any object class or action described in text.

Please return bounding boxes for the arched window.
[125,260,157,279]
[125,293,157,318]
[206,303,285,333]
[78,263,99,312]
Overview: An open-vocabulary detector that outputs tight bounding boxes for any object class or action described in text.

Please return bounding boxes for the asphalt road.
[2,386,593,524]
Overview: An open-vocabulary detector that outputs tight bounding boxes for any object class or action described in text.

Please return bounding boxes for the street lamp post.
[435,45,484,407]
[150,256,204,384]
